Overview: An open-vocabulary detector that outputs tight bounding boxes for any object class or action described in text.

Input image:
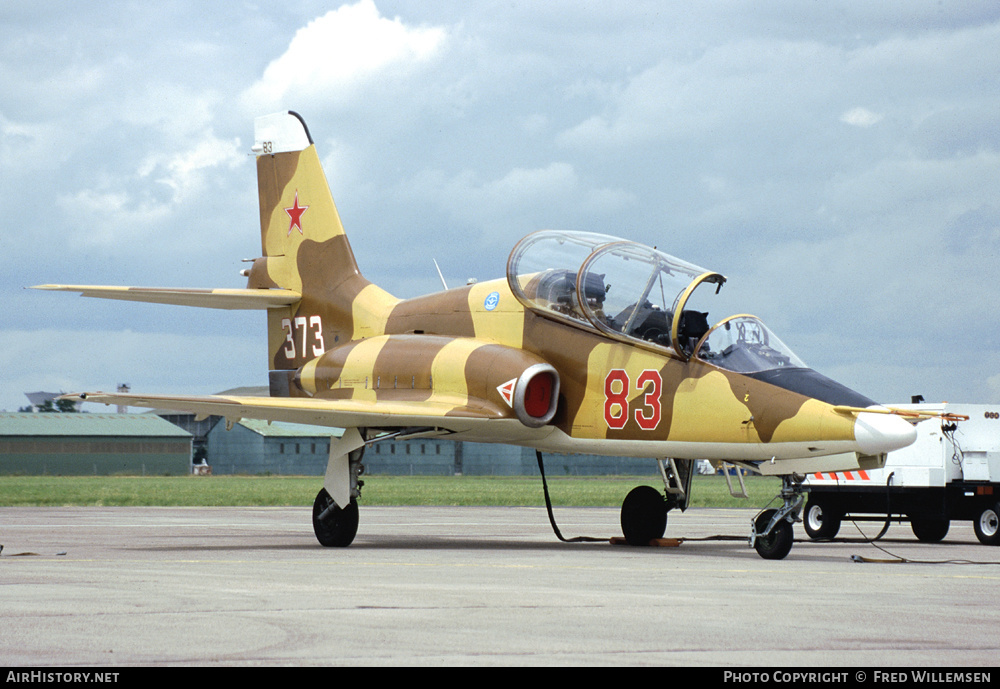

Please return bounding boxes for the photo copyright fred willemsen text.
[723,671,991,684]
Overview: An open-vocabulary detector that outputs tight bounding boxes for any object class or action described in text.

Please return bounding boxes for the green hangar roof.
[0,413,192,438]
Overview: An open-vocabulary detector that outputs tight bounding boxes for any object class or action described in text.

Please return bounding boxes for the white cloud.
[55,189,172,248]
[54,132,245,249]
[0,114,75,172]
[414,161,571,202]
[402,162,578,234]
[241,0,448,112]
[583,187,637,214]
[840,107,883,128]
[137,134,243,203]
[557,39,843,150]
[489,162,578,199]
[825,150,1000,229]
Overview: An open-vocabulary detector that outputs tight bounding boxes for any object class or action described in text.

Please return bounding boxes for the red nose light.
[523,372,554,418]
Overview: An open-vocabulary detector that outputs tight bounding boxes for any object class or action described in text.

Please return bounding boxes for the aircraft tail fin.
[250,111,357,282]
[247,112,399,388]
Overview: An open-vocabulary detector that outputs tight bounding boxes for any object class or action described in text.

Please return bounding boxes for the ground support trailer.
[802,403,1000,545]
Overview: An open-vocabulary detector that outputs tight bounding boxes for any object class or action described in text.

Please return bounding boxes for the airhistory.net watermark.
[6,672,119,684]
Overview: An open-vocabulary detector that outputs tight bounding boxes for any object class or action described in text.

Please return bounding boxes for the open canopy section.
[507,230,725,357]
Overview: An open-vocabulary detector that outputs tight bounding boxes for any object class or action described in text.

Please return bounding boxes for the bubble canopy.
[506,230,878,406]
[507,231,796,370]
[508,231,714,353]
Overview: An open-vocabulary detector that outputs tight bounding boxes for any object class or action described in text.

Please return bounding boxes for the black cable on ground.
[843,471,1000,564]
[535,450,607,543]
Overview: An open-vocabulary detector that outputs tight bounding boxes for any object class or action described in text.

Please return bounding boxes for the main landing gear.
[313,489,359,547]
[313,441,366,547]
[621,485,668,545]
[620,458,693,546]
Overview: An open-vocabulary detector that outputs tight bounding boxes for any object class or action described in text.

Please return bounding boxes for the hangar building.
[0,413,192,476]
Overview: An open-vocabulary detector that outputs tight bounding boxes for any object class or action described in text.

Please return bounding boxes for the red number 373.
[604,369,662,430]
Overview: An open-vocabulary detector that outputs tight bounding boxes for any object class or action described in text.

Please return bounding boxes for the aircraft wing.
[31,285,301,310]
[62,391,539,439]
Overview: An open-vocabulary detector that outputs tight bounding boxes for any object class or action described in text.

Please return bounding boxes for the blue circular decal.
[484,291,500,311]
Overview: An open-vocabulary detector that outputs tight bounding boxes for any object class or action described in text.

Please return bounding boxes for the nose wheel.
[751,509,794,559]
[749,474,805,560]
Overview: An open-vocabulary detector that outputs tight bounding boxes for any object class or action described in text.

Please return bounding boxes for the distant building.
[206,419,339,475]
[0,413,192,475]
[149,411,219,466]
[365,435,459,475]
[368,438,657,476]
[459,443,658,476]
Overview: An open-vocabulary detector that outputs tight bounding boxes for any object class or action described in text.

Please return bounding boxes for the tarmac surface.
[2,505,999,667]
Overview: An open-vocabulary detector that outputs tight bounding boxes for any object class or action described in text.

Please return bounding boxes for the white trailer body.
[802,403,1000,544]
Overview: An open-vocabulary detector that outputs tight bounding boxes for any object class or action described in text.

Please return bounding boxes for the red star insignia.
[285,191,309,236]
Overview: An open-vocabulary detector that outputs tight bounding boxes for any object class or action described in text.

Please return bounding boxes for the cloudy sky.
[3,1,998,412]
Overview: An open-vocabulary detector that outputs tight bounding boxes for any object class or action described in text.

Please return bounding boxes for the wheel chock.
[610,537,683,547]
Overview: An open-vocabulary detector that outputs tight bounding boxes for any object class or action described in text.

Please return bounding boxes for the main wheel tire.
[973,503,1000,545]
[620,485,667,546]
[910,516,949,543]
[312,488,359,547]
[753,509,794,560]
[803,499,841,540]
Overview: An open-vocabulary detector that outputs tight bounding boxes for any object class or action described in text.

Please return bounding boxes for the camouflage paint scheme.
[37,112,917,473]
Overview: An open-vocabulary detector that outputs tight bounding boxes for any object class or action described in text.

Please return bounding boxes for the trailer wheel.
[803,499,841,540]
[973,503,1000,546]
[910,516,949,543]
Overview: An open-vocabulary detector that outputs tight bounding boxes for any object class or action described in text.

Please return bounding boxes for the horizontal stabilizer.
[31,285,301,310]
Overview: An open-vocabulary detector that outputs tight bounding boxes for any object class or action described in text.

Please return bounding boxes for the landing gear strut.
[749,474,805,560]
[314,437,366,547]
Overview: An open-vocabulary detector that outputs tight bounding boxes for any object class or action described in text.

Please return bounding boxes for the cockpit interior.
[507,230,805,374]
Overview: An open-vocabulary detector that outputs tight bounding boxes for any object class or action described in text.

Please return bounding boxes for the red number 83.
[604,368,662,431]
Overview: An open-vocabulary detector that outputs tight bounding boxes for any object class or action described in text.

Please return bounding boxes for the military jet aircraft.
[36,111,921,559]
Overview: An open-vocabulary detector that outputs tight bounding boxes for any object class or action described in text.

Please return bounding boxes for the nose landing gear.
[749,474,806,560]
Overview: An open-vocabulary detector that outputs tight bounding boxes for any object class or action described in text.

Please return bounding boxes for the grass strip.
[0,474,780,508]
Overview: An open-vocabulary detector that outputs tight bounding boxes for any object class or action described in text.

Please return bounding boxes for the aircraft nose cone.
[853,411,918,455]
